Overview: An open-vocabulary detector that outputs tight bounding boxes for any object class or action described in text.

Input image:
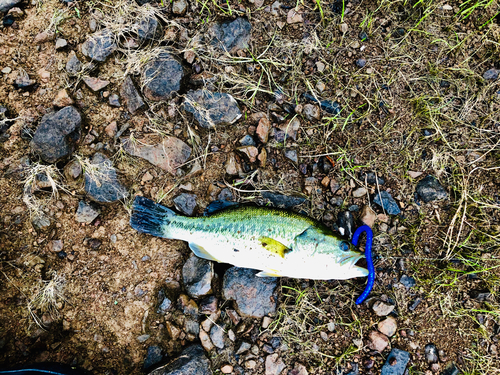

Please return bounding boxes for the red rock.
[368,330,389,352]
[53,89,74,107]
[378,316,397,337]
[83,76,110,91]
[256,117,270,143]
[122,135,191,175]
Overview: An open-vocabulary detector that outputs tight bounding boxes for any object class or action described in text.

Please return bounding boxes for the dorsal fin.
[204,200,240,216]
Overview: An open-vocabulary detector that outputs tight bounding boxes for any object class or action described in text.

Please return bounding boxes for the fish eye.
[340,241,350,252]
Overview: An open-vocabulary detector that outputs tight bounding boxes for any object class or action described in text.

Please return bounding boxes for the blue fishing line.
[352,225,375,305]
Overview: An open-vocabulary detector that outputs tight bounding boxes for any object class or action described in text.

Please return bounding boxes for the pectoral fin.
[256,270,282,277]
[189,243,220,262]
[258,236,289,258]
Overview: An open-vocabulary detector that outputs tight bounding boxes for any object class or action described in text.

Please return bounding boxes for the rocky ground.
[0,0,499,374]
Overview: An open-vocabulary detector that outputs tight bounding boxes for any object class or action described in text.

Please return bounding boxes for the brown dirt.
[1,0,500,374]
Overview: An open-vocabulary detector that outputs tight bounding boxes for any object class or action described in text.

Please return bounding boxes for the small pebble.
[356,59,366,68]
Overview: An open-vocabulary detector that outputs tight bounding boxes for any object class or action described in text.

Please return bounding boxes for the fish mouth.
[340,253,369,277]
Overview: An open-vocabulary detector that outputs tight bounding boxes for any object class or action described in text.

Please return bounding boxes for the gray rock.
[303,104,320,121]
[173,193,197,216]
[30,106,82,163]
[381,349,410,375]
[184,318,200,337]
[137,334,150,342]
[142,52,185,101]
[399,275,416,288]
[148,345,212,375]
[66,51,82,75]
[483,68,499,80]
[265,354,286,375]
[372,300,395,316]
[84,153,129,203]
[374,191,401,215]
[284,149,298,163]
[261,191,306,209]
[364,172,385,185]
[122,135,191,175]
[356,58,366,68]
[120,76,145,114]
[236,342,251,355]
[143,346,163,370]
[157,290,173,314]
[337,211,355,240]
[81,29,117,62]
[76,201,100,223]
[210,324,225,349]
[32,215,51,230]
[172,0,188,15]
[0,0,20,13]
[14,69,36,90]
[222,267,278,318]
[55,38,67,50]
[217,188,233,201]
[279,117,300,140]
[425,343,439,364]
[239,135,256,146]
[108,93,120,107]
[182,255,215,298]
[135,16,162,42]
[416,175,447,203]
[441,362,459,375]
[211,17,252,53]
[184,90,241,129]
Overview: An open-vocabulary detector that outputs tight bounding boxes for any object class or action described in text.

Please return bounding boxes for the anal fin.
[256,270,282,277]
[189,243,220,262]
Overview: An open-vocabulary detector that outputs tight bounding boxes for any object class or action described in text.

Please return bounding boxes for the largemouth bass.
[130,196,369,280]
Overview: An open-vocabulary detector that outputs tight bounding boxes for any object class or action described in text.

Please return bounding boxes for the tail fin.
[130,196,177,238]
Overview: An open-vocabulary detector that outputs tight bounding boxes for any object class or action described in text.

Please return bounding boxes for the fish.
[130,196,369,280]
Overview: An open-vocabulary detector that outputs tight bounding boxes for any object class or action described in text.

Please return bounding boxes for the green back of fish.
[173,205,332,243]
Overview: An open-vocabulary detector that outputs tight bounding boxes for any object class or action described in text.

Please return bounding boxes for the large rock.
[222,267,278,318]
[183,90,241,129]
[142,52,185,101]
[120,76,145,114]
[182,255,215,298]
[148,345,212,375]
[30,106,81,163]
[81,29,117,62]
[211,17,252,53]
[84,153,128,203]
[0,0,21,13]
[415,175,448,203]
[122,135,191,175]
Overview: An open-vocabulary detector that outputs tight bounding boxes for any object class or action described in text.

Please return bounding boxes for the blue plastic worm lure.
[353,225,375,305]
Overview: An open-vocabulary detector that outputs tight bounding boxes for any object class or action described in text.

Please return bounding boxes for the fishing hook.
[352,225,375,305]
